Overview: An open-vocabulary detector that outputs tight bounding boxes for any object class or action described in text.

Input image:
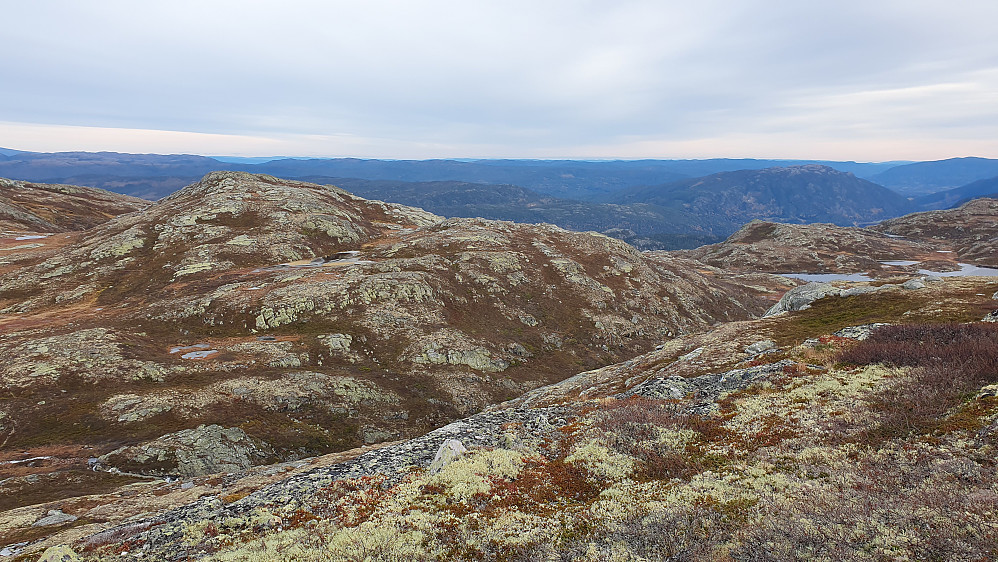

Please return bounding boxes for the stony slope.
[19,274,997,561]
[872,197,998,267]
[0,178,148,233]
[675,220,949,277]
[0,173,779,520]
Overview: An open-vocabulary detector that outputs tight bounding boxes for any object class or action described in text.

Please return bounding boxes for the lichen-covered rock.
[36,545,80,562]
[98,425,273,477]
[429,438,468,474]
[618,359,798,414]
[839,285,880,297]
[765,282,841,316]
[414,344,509,372]
[744,339,776,355]
[833,323,892,340]
[32,510,78,527]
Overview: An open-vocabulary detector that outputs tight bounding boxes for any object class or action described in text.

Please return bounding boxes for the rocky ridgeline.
[0,178,149,233]
[1,171,443,313]
[3,172,996,558]
[81,405,577,560]
[873,197,998,266]
[676,219,944,275]
[0,172,774,484]
[763,277,943,317]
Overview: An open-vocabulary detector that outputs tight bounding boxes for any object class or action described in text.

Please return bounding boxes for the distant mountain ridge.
[0,149,909,201]
[869,156,998,195]
[913,175,998,209]
[609,165,914,235]
[294,176,713,249]
[4,149,998,249]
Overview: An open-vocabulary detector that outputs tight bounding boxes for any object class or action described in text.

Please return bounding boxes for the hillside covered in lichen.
[4,173,998,561]
[1,173,789,557]
[26,275,998,561]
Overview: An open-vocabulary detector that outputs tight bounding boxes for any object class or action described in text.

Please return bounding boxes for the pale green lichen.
[226,235,255,246]
[174,262,215,278]
[428,448,526,501]
[565,441,635,482]
[89,226,146,260]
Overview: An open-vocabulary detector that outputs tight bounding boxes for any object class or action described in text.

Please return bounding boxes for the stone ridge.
[0,172,777,495]
[873,197,998,266]
[619,359,798,414]
[96,405,576,557]
[14,275,998,559]
[0,177,149,233]
[676,219,945,276]
[76,318,884,559]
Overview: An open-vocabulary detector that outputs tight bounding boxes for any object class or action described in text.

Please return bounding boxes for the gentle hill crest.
[0,177,148,233]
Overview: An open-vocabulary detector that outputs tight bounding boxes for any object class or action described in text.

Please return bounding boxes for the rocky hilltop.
[0,178,148,233]
[676,220,946,276]
[7,175,998,561]
[873,197,998,266]
[0,172,780,523]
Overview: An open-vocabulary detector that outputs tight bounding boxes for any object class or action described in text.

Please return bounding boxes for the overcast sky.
[2,1,997,161]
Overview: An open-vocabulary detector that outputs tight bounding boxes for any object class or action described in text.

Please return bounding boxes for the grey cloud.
[1,0,997,158]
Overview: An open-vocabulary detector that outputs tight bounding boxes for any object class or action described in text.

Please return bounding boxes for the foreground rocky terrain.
[11,274,998,561]
[0,173,784,548]
[4,174,997,560]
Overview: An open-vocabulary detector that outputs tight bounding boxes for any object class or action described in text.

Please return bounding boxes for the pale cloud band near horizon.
[2,1,997,161]
[2,120,994,163]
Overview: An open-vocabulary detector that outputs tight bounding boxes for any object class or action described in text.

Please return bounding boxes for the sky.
[2,0,997,161]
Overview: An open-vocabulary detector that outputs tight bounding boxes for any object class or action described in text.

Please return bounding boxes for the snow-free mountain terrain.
[3,172,997,561]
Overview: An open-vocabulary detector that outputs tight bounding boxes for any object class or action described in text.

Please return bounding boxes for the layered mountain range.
[3,150,998,251]
[2,171,997,561]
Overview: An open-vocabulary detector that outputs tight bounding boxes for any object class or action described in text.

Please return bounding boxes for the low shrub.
[837,323,998,442]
